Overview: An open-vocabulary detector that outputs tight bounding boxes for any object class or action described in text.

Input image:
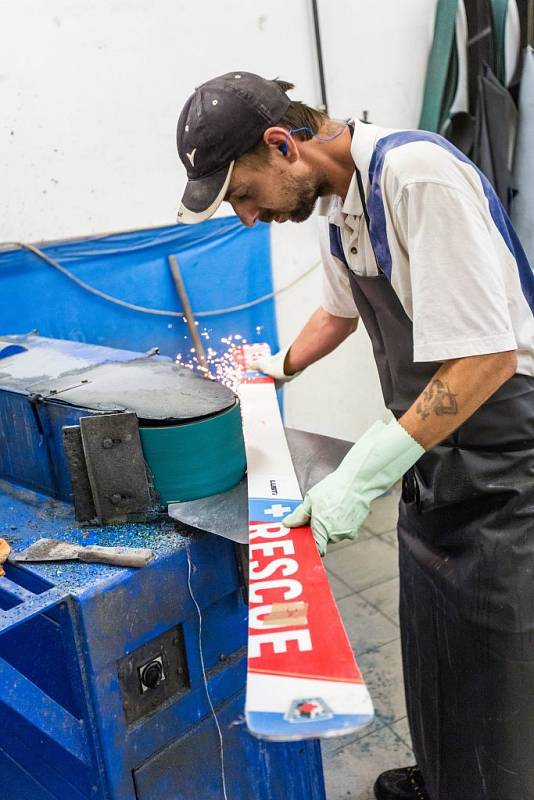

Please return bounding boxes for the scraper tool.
[12,538,154,568]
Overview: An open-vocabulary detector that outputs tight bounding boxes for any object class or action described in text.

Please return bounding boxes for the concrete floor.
[321,486,415,800]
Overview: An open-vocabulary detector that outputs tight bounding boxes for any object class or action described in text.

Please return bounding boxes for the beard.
[258,172,327,224]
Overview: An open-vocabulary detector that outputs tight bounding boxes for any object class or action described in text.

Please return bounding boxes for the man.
[176,72,534,800]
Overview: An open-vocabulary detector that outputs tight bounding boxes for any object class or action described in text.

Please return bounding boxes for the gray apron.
[330,169,534,799]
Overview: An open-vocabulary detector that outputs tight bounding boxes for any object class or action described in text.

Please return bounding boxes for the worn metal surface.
[0,333,149,389]
[63,425,96,522]
[80,413,152,523]
[0,333,237,421]
[29,358,236,421]
[167,426,353,542]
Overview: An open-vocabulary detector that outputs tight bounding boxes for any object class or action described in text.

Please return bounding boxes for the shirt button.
[350,246,358,254]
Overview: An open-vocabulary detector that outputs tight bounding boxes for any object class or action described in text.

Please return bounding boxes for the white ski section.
[238,381,302,501]
[239,346,375,740]
[247,473,301,503]
[247,673,374,716]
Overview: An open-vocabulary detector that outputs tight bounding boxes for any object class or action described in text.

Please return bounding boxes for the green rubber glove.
[283,419,425,555]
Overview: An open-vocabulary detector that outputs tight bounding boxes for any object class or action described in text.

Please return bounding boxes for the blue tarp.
[0,217,278,362]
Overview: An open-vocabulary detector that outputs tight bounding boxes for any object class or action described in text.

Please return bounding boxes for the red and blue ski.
[235,344,374,741]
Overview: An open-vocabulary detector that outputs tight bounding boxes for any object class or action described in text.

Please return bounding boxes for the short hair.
[241,80,328,163]
[271,80,328,139]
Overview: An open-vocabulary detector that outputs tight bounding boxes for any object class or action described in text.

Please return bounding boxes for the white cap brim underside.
[177,161,235,225]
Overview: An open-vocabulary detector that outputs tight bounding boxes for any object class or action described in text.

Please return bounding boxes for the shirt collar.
[318,118,391,221]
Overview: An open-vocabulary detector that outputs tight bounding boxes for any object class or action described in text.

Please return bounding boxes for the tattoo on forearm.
[415,379,458,420]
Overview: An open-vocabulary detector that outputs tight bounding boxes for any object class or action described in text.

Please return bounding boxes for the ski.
[235,344,374,741]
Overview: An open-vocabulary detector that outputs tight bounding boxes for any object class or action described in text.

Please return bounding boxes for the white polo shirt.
[319,118,534,377]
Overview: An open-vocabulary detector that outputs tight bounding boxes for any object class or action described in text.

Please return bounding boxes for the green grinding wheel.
[139,401,246,503]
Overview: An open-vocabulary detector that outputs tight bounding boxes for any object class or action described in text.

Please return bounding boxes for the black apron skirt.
[336,208,534,798]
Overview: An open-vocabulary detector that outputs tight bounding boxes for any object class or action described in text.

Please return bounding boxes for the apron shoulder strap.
[355,167,371,231]
[348,120,384,275]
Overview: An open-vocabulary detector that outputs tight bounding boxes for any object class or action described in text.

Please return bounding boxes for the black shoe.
[374,766,431,799]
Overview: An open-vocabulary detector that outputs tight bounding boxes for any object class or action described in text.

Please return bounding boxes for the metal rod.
[168,255,209,372]
[311,0,328,114]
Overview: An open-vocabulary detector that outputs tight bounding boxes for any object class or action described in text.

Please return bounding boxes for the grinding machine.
[0,333,352,800]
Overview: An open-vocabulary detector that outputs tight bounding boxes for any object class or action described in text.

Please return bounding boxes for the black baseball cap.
[176,71,291,224]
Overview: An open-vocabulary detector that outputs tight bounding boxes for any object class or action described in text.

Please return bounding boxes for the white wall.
[0,0,437,442]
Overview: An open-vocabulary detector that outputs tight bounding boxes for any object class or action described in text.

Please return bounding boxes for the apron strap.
[355,167,371,231]
[348,120,384,275]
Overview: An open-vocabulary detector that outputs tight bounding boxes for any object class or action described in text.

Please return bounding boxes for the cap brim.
[177,161,235,224]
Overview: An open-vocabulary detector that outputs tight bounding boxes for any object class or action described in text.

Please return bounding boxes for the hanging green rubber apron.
[491,0,509,84]
[419,0,459,133]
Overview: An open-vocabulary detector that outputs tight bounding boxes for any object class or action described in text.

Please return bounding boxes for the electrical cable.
[311,0,329,114]
[186,540,229,800]
[9,241,320,319]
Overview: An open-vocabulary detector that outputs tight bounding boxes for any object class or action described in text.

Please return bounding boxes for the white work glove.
[249,345,303,390]
[283,419,425,555]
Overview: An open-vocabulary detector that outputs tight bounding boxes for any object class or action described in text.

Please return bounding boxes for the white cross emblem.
[264,503,291,518]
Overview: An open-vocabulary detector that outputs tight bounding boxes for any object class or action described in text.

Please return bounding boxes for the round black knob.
[141,660,163,689]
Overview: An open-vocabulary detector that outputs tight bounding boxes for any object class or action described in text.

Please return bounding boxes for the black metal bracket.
[63,412,152,525]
